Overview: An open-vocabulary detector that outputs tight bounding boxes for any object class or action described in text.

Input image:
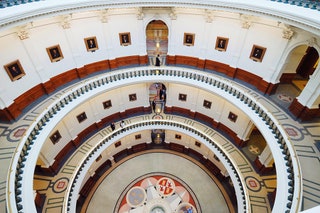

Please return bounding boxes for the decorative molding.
[307,37,317,47]
[205,9,214,23]
[60,14,71,29]
[16,24,30,40]
[99,9,108,23]
[169,7,177,20]
[240,14,252,29]
[136,7,144,20]
[282,25,294,40]
[0,1,319,36]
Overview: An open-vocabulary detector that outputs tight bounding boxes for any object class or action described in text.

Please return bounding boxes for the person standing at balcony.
[110,122,115,131]
[155,54,161,66]
[152,99,156,112]
[120,120,125,132]
[160,87,166,102]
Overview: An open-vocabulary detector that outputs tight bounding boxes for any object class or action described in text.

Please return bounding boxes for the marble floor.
[33,110,277,213]
[0,72,320,213]
[85,152,231,213]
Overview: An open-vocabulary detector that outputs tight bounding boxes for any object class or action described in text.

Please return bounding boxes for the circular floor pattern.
[85,153,230,213]
[245,176,261,192]
[7,125,29,142]
[117,174,198,213]
[282,124,304,141]
[52,177,69,193]
[277,94,293,103]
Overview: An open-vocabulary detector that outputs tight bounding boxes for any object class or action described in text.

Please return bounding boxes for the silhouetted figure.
[155,54,161,66]
[120,120,125,132]
[152,99,156,112]
[110,122,115,131]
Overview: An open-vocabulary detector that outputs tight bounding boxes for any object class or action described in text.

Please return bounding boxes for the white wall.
[38,81,253,166]
[38,83,149,166]
[0,7,319,109]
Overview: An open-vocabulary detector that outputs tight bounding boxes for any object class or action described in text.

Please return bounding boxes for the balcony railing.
[66,120,248,212]
[8,67,302,213]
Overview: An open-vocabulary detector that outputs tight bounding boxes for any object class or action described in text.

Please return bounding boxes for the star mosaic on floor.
[117,174,199,213]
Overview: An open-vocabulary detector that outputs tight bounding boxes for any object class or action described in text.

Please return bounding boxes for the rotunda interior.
[0,1,320,213]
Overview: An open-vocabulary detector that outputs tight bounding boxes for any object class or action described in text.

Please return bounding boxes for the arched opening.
[271,45,319,110]
[146,20,168,66]
[151,129,165,145]
[296,46,319,79]
[149,83,167,114]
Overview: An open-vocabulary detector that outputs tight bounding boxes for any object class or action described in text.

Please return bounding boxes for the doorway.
[272,45,319,110]
[146,20,168,66]
[149,83,166,114]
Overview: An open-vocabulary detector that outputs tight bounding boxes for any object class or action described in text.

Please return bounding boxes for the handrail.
[65,120,248,213]
[7,66,302,213]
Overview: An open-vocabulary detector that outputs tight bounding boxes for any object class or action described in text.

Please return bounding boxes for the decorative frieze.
[100,9,108,23]
[136,7,144,20]
[17,24,30,40]
[307,37,317,47]
[282,25,294,40]
[61,14,71,29]
[240,14,252,29]
[205,9,214,23]
[169,8,177,20]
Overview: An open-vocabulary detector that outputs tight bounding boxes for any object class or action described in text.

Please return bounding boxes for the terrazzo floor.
[0,71,319,213]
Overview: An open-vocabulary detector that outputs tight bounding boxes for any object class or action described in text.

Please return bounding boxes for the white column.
[258,145,274,167]
[238,120,255,141]
[18,25,49,82]
[60,15,80,68]
[296,66,320,108]
[38,152,52,168]
[268,25,295,83]
[229,15,250,68]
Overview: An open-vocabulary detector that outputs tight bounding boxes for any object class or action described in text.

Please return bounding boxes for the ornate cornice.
[60,14,72,29]
[240,14,252,29]
[205,9,214,23]
[282,26,294,40]
[16,24,31,40]
[136,7,145,20]
[0,1,319,36]
[99,9,108,23]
